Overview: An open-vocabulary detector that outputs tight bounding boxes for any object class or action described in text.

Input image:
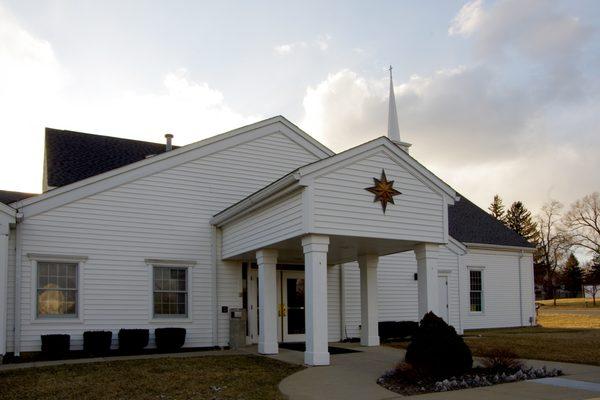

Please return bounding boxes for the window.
[37,262,78,318]
[469,269,483,312]
[153,266,188,317]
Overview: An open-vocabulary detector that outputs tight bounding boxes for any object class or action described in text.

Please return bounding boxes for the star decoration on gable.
[365,169,402,213]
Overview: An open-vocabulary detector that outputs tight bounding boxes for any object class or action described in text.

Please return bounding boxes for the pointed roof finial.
[387,65,401,143]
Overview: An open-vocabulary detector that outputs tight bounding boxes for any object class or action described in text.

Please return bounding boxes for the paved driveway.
[250,343,600,400]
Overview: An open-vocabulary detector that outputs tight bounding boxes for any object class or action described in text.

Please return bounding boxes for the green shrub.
[405,312,472,378]
[155,328,186,352]
[118,329,149,353]
[41,334,70,359]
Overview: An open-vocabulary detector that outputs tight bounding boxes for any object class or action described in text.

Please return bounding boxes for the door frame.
[246,268,306,344]
[437,270,451,323]
[280,270,306,343]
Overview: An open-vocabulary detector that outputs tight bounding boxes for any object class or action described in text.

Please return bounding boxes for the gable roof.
[14,116,333,216]
[212,136,458,226]
[45,128,180,188]
[448,194,534,248]
[0,190,37,205]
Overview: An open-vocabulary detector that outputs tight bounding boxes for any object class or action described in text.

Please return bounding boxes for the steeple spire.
[386,66,411,153]
[387,66,401,143]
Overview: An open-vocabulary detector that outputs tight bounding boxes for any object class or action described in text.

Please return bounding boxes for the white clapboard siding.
[312,151,445,243]
[221,190,304,259]
[6,229,16,352]
[327,264,341,342]
[17,131,321,352]
[461,249,534,330]
[343,245,464,338]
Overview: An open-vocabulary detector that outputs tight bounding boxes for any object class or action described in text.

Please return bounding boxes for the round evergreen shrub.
[118,329,149,353]
[155,328,186,352]
[405,312,472,378]
[83,331,113,356]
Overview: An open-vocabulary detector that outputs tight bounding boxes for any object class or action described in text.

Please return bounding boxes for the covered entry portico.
[211,137,458,365]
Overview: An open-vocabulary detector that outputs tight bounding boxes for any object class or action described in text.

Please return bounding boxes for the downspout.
[339,264,346,341]
[456,253,463,335]
[13,211,23,356]
[211,226,219,347]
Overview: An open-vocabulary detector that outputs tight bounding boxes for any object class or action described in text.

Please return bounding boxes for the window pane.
[37,262,77,317]
[470,291,482,312]
[153,266,188,316]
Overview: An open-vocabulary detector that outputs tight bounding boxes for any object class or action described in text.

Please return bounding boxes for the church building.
[0,73,535,365]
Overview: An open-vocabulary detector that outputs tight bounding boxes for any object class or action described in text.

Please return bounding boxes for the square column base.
[360,335,380,347]
[258,341,278,355]
[304,351,330,366]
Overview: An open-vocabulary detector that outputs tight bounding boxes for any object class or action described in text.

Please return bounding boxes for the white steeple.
[387,66,411,153]
[387,66,401,143]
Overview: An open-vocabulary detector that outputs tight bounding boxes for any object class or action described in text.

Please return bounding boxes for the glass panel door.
[281,271,305,342]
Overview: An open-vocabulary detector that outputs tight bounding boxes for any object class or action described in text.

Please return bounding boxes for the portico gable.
[212,137,458,264]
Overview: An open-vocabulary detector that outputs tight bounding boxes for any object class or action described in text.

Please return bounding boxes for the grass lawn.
[0,355,303,400]
[388,299,600,366]
[537,298,600,309]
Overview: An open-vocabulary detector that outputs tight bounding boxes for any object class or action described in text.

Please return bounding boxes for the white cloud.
[315,34,332,51]
[448,0,485,37]
[0,6,258,193]
[273,35,331,56]
[273,41,308,55]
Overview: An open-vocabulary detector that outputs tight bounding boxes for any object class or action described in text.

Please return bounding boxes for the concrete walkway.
[262,343,600,400]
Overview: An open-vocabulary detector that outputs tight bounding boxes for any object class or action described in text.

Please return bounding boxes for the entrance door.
[438,274,449,322]
[280,270,306,342]
[247,269,306,343]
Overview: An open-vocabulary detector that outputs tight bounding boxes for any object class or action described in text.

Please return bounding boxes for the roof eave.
[210,172,301,227]
[464,242,535,252]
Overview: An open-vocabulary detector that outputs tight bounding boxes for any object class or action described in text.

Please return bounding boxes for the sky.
[0,0,599,216]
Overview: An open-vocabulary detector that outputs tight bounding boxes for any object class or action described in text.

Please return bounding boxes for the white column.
[358,254,379,346]
[302,234,330,366]
[0,219,9,359]
[256,249,278,355]
[414,243,440,319]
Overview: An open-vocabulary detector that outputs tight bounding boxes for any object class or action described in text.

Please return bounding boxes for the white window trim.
[28,253,88,324]
[467,266,485,315]
[146,259,195,323]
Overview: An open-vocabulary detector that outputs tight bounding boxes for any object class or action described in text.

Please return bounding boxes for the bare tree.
[563,192,600,259]
[536,200,569,304]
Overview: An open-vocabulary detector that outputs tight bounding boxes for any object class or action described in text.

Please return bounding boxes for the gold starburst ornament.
[365,169,402,213]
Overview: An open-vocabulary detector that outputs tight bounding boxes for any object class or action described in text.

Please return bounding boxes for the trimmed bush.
[155,328,186,352]
[379,321,419,342]
[83,331,113,356]
[41,334,70,359]
[405,312,472,378]
[118,329,149,353]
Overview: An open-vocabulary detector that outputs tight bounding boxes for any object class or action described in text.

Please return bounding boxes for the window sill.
[31,317,84,324]
[150,318,193,324]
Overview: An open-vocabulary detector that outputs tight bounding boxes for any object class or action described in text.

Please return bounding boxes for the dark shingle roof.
[45,128,178,188]
[0,190,37,205]
[448,194,534,248]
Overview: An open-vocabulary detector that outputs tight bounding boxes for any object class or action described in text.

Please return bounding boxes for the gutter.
[210,172,301,227]
[464,242,535,252]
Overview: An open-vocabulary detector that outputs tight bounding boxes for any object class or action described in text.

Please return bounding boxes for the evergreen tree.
[562,253,583,297]
[505,201,538,243]
[488,194,506,222]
